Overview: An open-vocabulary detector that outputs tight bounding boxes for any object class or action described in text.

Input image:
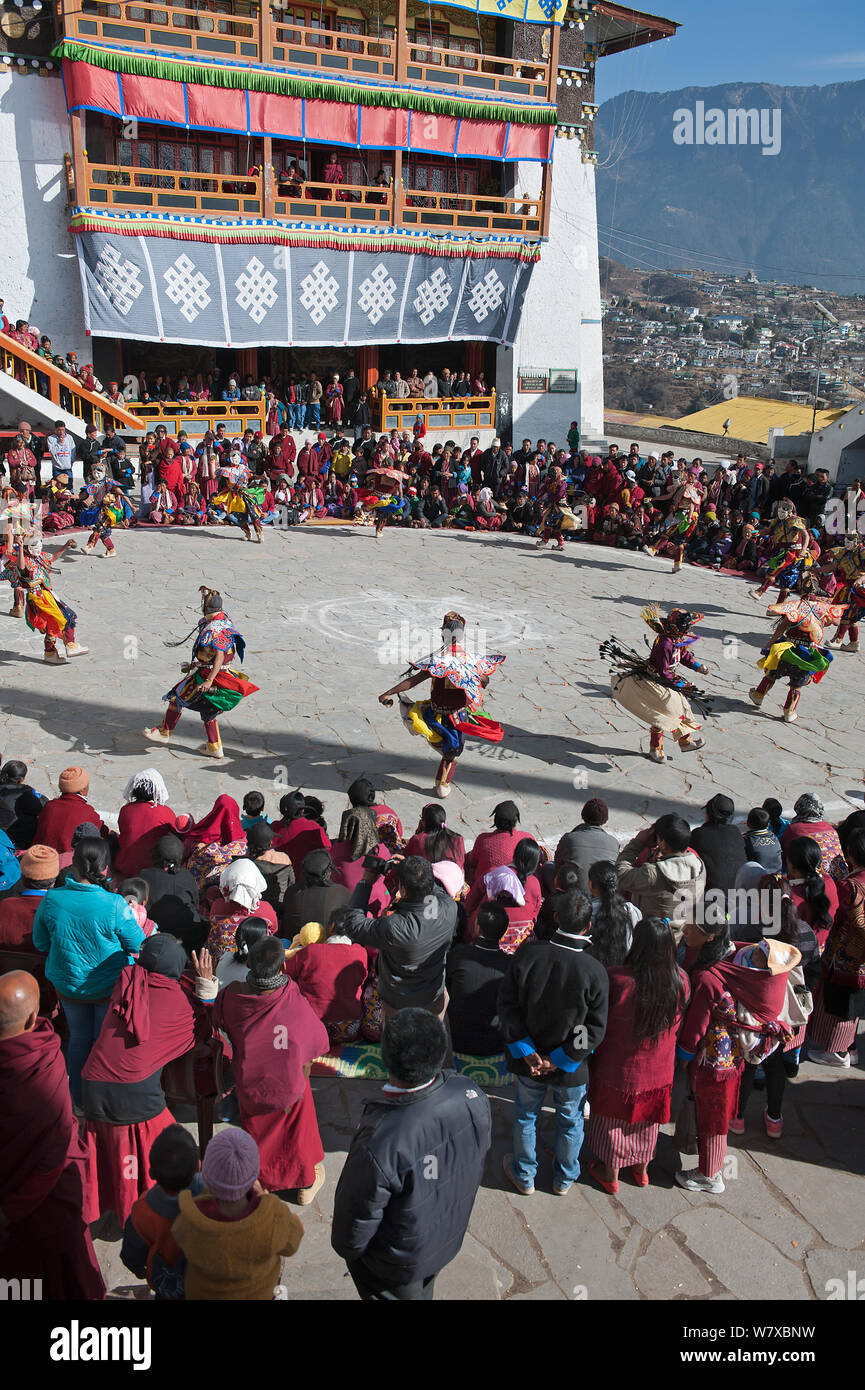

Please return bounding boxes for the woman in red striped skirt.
[585,917,689,1194]
[808,826,865,1067]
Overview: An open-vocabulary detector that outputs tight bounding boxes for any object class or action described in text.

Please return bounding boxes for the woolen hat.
[59,766,89,795]
[20,844,60,881]
[201,1128,260,1202]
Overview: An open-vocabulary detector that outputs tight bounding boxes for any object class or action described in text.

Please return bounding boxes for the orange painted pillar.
[357,345,379,391]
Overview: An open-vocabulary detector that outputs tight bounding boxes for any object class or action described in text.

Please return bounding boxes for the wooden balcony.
[134,399,267,437]
[376,391,496,433]
[80,160,546,239]
[0,331,144,432]
[57,0,556,106]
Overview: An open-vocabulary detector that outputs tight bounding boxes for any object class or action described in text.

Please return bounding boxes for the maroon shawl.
[0,1019,82,1213]
[213,979,328,1115]
[82,965,201,1083]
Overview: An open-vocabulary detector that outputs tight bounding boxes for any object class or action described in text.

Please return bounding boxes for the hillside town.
[602,259,865,419]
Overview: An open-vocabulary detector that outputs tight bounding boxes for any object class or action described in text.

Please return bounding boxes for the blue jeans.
[290,403,305,429]
[512,1075,587,1189]
[62,997,109,1106]
[308,401,321,429]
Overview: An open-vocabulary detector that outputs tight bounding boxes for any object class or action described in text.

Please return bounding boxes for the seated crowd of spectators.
[1,760,862,1300]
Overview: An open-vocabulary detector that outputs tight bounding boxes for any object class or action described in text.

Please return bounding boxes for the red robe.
[213,981,328,1190]
[0,1019,104,1298]
[114,802,179,878]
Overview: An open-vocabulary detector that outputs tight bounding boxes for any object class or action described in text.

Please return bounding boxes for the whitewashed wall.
[497,141,604,446]
[0,72,88,360]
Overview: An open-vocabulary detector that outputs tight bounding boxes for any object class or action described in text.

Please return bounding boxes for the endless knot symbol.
[92,245,144,317]
[357,262,397,326]
[299,259,339,326]
[412,266,453,326]
[163,254,212,324]
[467,269,506,323]
[235,256,279,325]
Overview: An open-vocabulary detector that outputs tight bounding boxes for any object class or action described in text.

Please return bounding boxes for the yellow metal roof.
[658,398,846,443]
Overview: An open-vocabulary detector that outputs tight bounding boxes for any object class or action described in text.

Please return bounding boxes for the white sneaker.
[64,643,89,657]
[143,726,170,743]
[534,539,547,549]
[808,1046,851,1068]
[748,687,764,706]
[44,648,65,665]
[844,640,860,653]
[782,707,798,723]
[648,748,665,764]
[750,588,766,601]
[675,1168,725,1194]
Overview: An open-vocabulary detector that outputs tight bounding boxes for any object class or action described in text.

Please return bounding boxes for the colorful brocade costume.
[1,547,83,661]
[382,612,506,797]
[212,462,263,540]
[750,598,835,723]
[145,595,258,758]
[602,606,712,763]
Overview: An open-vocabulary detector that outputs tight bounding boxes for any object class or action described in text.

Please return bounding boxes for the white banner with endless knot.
[163,254,212,324]
[234,256,279,325]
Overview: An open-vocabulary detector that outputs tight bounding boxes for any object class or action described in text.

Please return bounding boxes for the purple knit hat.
[201,1129,260,1201]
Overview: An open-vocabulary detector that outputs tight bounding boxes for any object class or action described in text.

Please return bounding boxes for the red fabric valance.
[62,59,554,163]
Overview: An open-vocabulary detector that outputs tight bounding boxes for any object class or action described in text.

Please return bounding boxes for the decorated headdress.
[641,604,703,639]
[200,586,223,615]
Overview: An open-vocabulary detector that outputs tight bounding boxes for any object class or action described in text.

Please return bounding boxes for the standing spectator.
[331,1008,491,1300]
[0,972,105,1299]
[422,371,438,399]
[498,889,609,1195]
[808,826,865,1067]
[341,857,457,1023]
[195,936,328,1201]
[46,421,76,480]
[585,916,689,1192]
[32,837,144,1105]
[445,902,509,1054]
[172,1128,304,1300]
[689,794,747,892]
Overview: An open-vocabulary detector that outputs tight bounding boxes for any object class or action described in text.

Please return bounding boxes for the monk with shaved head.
[0,970,104,1298]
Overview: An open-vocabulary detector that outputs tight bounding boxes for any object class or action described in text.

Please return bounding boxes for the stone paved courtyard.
[3,521,864,1300]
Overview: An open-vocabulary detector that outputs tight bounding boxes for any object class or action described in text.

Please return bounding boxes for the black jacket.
[139,865,203,950]
[742,829,783,873]
[497,931,608,1086]
[331,1071,491,1284]
[445,941,509,1054]
[0,782,44,848]
[342,883,457,1008]
[689,823,747,893]
[281,881,350,940]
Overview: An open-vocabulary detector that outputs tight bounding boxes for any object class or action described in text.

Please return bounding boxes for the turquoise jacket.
[32,879,144,1001]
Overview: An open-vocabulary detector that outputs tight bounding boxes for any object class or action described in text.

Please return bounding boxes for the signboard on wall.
[549,368,577,393]
[518,368,548,393]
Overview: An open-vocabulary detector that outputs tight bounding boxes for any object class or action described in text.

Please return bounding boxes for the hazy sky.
[595,0,865,103]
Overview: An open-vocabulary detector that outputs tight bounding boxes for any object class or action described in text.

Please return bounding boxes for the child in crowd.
[742,807,783,872]
[241,789,270,831]
[172,1128,304,1300]
[120,1125,203,1299]
[120,877,159,939]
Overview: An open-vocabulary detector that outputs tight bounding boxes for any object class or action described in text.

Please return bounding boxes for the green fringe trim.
[54,39,557,126]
